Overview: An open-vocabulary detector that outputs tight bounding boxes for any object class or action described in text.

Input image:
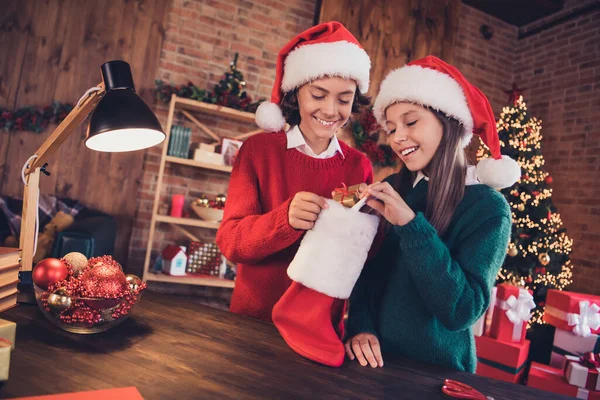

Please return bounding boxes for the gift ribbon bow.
[567,301,600,337]
[503,289,536,341]
[581,352,600,369]
[333,183,353,203]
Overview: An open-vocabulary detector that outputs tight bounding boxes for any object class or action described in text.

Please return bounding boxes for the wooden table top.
[0,292,568,399]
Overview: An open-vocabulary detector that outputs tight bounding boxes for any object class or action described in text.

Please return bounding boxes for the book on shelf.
[168,126,192,158]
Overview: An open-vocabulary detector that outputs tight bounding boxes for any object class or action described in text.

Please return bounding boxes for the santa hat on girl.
[373,55,521,189]
[255,21,371,132]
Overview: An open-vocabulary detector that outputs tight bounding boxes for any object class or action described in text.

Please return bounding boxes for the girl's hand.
[359,181,415,226]
[288,192,329,230]
[345,333,384,368]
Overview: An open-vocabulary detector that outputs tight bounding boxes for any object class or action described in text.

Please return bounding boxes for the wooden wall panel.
[0,0,169,269]
[319,0,461,95]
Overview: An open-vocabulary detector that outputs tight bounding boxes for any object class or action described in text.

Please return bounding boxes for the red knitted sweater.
[216,131,374,322]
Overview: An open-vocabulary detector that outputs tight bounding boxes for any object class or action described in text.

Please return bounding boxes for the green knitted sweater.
[346,176,512,373]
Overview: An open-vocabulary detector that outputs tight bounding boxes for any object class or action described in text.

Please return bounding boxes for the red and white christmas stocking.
[272,199,379,367]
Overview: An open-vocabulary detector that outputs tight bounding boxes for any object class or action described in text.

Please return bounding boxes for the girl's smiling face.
[385,102,444,172]
[297,76,357,143]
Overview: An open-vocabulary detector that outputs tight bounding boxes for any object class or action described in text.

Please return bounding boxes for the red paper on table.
[8,387,143,400]
[475,335,530,383]
[544,289,600,336]
[528,362,600,399]
[489,283,534,343]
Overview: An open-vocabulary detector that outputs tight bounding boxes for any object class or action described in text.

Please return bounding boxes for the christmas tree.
[477,90,574,326]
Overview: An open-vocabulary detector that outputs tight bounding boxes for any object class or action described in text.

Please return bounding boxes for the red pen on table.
[442,379,494,400]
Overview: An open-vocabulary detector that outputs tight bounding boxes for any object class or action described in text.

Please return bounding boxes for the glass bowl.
[33,284,143,334]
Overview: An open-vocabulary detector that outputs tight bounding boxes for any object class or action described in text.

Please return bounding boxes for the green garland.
[1,102,73,133]
[155,53,263,112]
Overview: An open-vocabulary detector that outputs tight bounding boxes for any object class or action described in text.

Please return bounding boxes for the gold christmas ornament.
[508,246,518,257]
[47,287,72,312]
[517,204,525,212]
[194,195,209,208]
[125,274,142,292]
[216,194,227,207]
[63,252,88,276]
[538,253,550,266]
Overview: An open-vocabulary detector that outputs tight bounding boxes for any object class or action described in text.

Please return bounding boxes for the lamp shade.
[85,60,165,152]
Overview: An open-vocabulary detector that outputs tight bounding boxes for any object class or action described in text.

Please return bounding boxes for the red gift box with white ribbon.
[564,353,600,391]
[544,290,600,337]
[489,284,535,343]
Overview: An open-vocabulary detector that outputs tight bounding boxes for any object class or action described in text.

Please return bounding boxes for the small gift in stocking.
[272,198,379,367]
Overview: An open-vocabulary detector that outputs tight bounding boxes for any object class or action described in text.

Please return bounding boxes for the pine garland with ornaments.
[1,101,73,133]
[155,53,263,112]
[477,91,574,326]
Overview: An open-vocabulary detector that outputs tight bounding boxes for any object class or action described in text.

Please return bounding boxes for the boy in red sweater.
[216,22,373,327]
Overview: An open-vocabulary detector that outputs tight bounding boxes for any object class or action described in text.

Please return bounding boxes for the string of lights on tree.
[477,88,574,326]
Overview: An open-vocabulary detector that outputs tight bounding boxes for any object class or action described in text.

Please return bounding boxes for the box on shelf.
[194,149,224,166]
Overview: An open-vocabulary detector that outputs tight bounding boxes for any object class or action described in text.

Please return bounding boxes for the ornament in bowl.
[32,254,146,334]
[191,193,225,222]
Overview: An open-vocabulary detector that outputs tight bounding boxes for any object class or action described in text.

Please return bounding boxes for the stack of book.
[0,248,20,312]
[167,126,192,158]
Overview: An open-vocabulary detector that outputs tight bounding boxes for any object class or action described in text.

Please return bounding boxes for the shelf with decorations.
[142,87,261,289]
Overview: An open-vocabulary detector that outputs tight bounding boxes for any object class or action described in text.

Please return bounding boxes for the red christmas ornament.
[525,276,533,284]
[532,191,540,197]
[32,258,68,290]
[79,262,130,300]
[519,233,531,239]
[547,211,552,220]
[522,175,530,180]
[545,176,553,184]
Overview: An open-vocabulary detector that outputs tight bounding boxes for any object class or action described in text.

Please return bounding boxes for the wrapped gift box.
[0,338,11,380]
[544,290,600,337]
[473,286,497,337]
[563,354,600,391]
[550,328,600,368]
[186,241,225,277]
[0,319,15,350]
[528,362,600,399]
[489,284,535,343]
[475,335,530,383]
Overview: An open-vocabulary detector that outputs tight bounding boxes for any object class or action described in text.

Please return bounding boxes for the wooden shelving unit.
[142,95,257,289]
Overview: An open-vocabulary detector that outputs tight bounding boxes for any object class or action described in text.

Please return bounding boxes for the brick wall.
[456,2,600,295]
[514,1,600,295]
[127,0,317,293]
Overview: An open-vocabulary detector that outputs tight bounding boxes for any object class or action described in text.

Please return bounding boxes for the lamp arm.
[26,82,106,174]
[19,82,105,272]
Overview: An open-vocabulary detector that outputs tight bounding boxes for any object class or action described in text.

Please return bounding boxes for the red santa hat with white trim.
[373,55,521,189]
[255,21,371,132]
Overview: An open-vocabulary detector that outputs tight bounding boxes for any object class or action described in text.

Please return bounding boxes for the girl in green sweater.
[345,56,521,372]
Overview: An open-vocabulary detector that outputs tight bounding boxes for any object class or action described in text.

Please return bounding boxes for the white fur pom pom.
[255,101,286,132]
[477,155,521,189]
